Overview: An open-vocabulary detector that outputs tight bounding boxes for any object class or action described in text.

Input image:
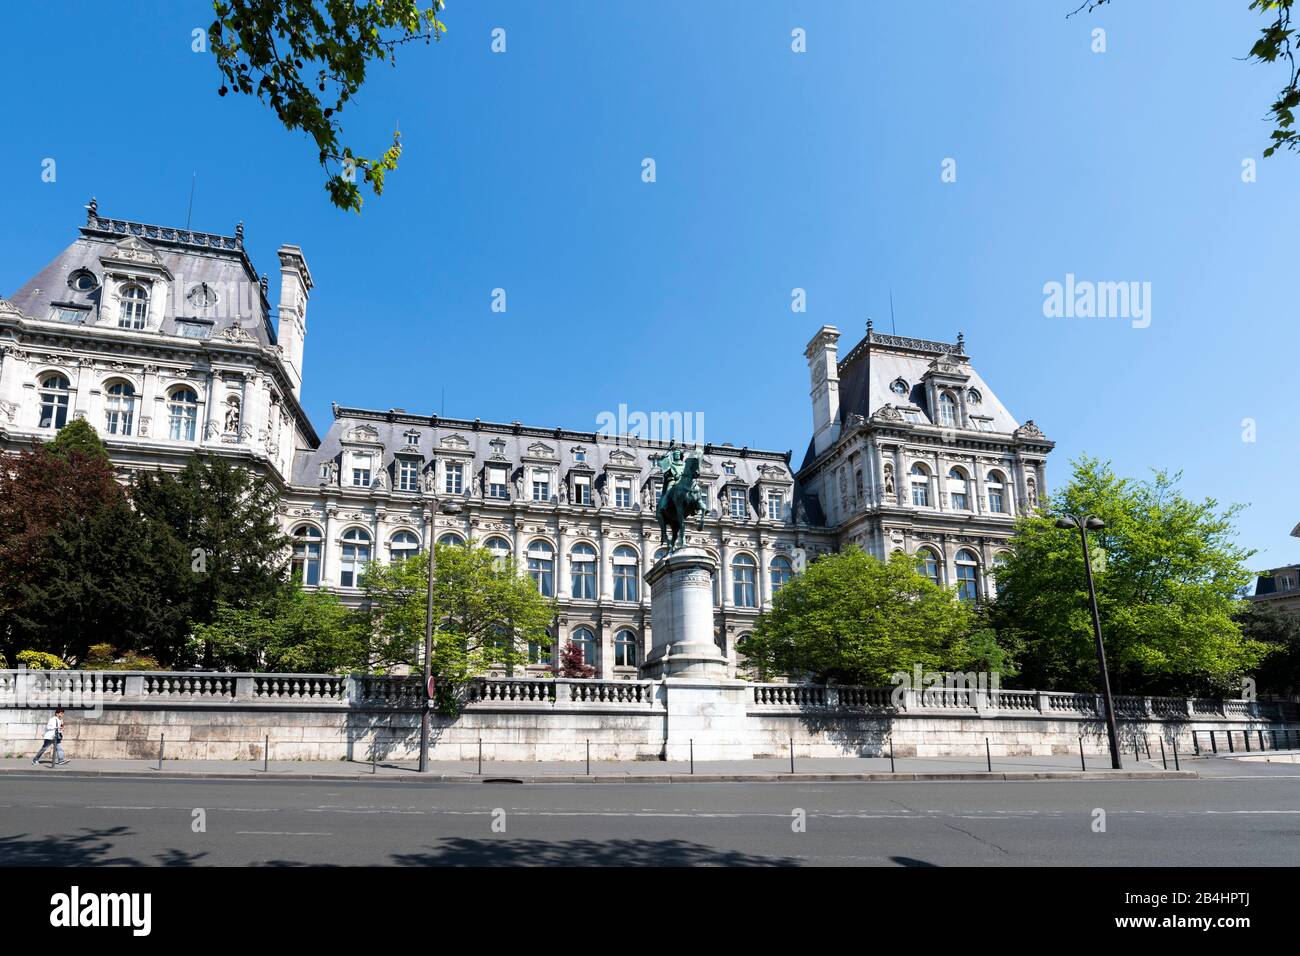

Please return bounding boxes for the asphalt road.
[0,769,1297,866]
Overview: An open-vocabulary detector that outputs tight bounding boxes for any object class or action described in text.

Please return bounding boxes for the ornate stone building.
[0,203,1053,677]
[797,322,1054,601]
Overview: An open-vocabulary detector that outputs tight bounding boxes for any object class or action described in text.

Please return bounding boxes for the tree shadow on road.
[0,827,208,866]
[391,837,800,867]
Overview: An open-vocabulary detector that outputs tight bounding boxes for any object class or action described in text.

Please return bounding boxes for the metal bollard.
[1159,738,1167,770]
[1259,730,1266,751]
[586,739,590,776]
[889,735,896,773]
[985,738,992,773]
[158,733,165,771]
[789,736,794,774]
[478,738,482,776]
[1172,738,1180,771]
[264,734,269,773]
[690,738,694,775]
[1193,730,1200,755]
[1079,736,1086,772]
[371,743,376,774]
[1210,730,1217,753]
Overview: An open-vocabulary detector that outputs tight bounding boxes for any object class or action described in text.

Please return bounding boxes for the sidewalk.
[0,754,1196,783]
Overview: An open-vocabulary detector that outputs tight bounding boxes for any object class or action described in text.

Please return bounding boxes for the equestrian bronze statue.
[656,444,708,553]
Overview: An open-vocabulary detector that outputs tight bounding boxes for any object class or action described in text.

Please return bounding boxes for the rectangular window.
[397,459,419,492]
[951,491,968,510]
[352,456,371,487]
[532,474,550,501]
[766,491,783,520]
[615,478,631,509]
[445,462,463,495]
[488,465,508,498]
[988,488,1004,513]
[729,487,747,519]
[912,481,929,507]
[573,476,591,505]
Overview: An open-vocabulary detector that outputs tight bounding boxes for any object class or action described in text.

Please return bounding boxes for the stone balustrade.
[747,681,1294,722]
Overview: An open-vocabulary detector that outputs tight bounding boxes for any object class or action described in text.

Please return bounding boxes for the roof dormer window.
[118,283,149,329]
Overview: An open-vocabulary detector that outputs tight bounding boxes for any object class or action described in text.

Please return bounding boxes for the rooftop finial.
[85,197,97,224]
[259,273,268,296]
[956,330,965,353]
[866,317,873,337]
[235,221,244,243]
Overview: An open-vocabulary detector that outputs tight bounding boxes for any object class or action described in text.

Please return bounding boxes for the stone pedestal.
[641,548,753,759]
[640,548,728,680]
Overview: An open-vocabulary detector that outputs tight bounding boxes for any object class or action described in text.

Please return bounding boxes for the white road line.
[235,831,332,836]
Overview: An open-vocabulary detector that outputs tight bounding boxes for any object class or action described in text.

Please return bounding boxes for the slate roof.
[7,204,276,346]
[294,407,817,519]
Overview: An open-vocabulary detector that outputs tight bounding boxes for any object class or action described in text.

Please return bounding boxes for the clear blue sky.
[1,1,1295,572]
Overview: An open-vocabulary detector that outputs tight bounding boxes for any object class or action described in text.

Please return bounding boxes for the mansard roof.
[6,199,277,346]
[835,325,1022,434]
[292,406,803,497]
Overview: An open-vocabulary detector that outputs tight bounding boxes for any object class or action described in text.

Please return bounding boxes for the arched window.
[527,540,554,597]
[918,547,942,586]
[614,629,639,667]
[770,555,793,593]
[436,532,465,548]
[483,536,512,568]
[955,548,980,602]
[939,391,958,428]
[118,283,148,329]
[947,467,970,510]
[167,387,199,441]
[391,530,420,563]
[104,381,136,435]
[38,373,70,429]
[613,545,639,601]
[572,626,596,667]
[910,463,931,507]
[733,553,757,607]
[340,527,371,588]
[986,470,1007,514]
[570,542,596,599]
[291,525,322,585]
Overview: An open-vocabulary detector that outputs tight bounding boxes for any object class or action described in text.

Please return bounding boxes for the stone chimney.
[276,244,312,399]
[805,325,841,457]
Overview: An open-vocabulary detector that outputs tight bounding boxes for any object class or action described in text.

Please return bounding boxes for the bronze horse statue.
[656,448,708,552]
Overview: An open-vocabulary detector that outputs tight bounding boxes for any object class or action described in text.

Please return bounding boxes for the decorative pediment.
[440,433,471,450]
[486,437,509,460]
[605,449,638,469]
[345,425,381,444]
[111,236,164,264]
[524,441,557,459]
[873,403,904,422]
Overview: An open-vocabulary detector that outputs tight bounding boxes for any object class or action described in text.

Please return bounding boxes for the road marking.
[235,831,332,836]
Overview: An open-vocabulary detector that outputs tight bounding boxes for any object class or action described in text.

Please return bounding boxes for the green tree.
[46,418,110,466]
[989,457,1266,696]
[741,547,979,685]
[0,425,190,666]
[1074,1,1300,158]
[208,0,447,212]
[363,544,553,684]
[193,585,368,672]
[131,455,289,665]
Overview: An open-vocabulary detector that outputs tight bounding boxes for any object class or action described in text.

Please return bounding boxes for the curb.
[0,767,1197,784]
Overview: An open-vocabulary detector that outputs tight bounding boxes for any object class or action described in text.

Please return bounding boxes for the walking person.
[32,708,67,767]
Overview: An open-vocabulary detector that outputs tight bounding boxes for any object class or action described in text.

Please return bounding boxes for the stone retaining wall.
[1,670,1294,761]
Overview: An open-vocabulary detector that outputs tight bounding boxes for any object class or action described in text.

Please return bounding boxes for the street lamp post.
[1055,513,1122,769]
[420,497,463,773]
